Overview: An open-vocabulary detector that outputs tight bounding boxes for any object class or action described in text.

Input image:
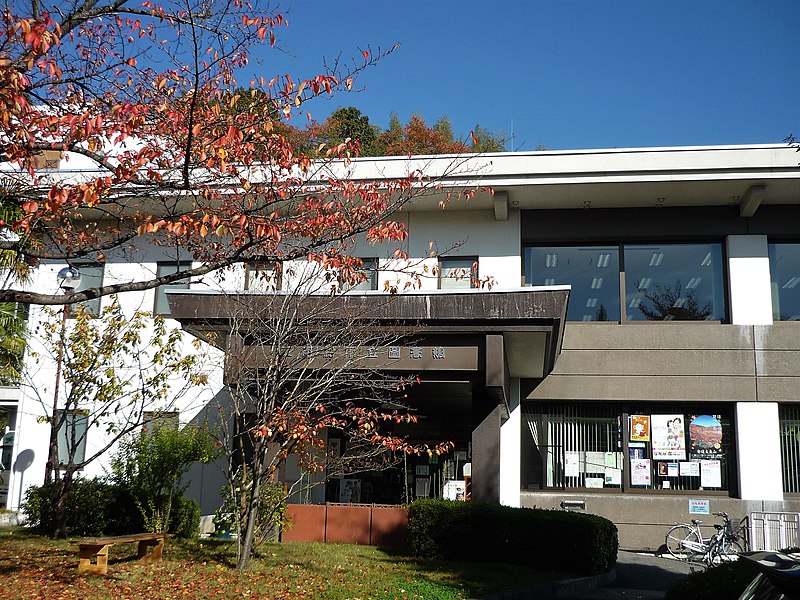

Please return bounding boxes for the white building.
[3,143,799,549]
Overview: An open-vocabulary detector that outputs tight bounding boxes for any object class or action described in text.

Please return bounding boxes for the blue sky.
[246,1,800,151]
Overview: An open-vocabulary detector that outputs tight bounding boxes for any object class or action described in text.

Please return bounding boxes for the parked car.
[738,551,800,600]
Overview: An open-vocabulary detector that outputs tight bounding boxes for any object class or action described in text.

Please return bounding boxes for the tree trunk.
[237,439,269,572]
[51,470,74,539]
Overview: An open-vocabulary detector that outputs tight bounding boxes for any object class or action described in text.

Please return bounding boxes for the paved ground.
[557,551,698,600]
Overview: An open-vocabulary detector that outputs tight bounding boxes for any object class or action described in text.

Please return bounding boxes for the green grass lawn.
[0,528,563,599]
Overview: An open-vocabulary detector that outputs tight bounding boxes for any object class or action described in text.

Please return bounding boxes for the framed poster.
[689,415,724,459]
[651,414,686,460]
[565,452,580,477]
[630,458,651,486]
[630,415,651,442]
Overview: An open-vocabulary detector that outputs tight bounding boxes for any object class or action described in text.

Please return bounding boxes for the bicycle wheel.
[665,525,701,560]
[707,539,745,566]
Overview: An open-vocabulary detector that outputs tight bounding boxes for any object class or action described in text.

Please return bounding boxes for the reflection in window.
[624,244,725,321]
[72,263,103,316]
[154,262,190,316]
[439,257,477,290]
[56,411,88,465]
[769,243,800,321]
[524,246,620,321]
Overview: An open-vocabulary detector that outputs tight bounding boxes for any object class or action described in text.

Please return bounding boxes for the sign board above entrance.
[241,345,479,371]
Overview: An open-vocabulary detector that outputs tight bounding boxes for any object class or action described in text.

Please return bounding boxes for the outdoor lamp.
[57,267,81,291]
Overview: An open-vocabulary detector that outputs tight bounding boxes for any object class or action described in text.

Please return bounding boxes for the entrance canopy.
[167,288,570,416]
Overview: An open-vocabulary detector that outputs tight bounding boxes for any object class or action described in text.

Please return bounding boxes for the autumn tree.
[0,0,446,309]
[29,299,205,538]
[204,269,452,571]
[382,114,471,156]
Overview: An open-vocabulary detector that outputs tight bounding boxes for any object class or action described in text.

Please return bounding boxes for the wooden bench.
[75,532,171,575]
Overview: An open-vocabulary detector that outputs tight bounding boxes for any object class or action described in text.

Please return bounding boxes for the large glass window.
[769,243,800,321]
[522,403,732,493]
[525,246,620,321]
[524,243,726,322]
[624,244,725,321]
[522,403,622,489]
[780,405,800,494]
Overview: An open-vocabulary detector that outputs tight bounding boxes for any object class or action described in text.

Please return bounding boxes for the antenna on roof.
[510,119,515,152]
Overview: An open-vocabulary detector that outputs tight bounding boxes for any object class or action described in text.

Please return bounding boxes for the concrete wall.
[528,322,800,403]
[521,491,800,551]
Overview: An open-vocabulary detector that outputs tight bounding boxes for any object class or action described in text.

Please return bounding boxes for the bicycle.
[664,511,745,565]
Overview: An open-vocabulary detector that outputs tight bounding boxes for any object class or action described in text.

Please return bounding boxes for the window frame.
[55,409,89,467]
[154,261,191,316]
[523,242,728,323]
[439,256,478,290]
[768,242,800,321]
[522,402,734,495]
[71,262,104,317]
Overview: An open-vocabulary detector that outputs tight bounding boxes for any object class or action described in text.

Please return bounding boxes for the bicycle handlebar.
[713,511,729,518]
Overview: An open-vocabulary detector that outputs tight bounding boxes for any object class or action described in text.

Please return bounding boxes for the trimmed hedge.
[408,499,618,576]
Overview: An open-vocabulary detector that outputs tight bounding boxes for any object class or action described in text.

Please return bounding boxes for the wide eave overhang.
[168,287,570,413]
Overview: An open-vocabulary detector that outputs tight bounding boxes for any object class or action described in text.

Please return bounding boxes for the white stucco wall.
[727,235,773,325]
[7,255,225,511]
[499,378,521,507]
[735,402,783,501]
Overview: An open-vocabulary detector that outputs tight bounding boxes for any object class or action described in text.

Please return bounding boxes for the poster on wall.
[630,458,652,486]
[630,415,651,442]
[680,461,700,476]
[689,415,724,459]
[585,477,604,488]
[651,414,686,460]
[605,468,622,486]
[565,452,580,477]
[585,451,606,474]
[700,460,722,488]
[629,446,645,460]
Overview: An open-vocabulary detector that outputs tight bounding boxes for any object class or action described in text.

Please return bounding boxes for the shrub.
[407,499,618,576]
[111,424,218,534]
[217,473,290,544]
[169,496,201,538]
[22,478,141,537]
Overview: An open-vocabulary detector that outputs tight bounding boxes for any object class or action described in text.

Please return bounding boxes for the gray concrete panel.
[755,377,800,402]
[562,323,753,351]
[755,323,800,350]
[553,349,756,376]
[472,403,502,503]
[528,374,757,402]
